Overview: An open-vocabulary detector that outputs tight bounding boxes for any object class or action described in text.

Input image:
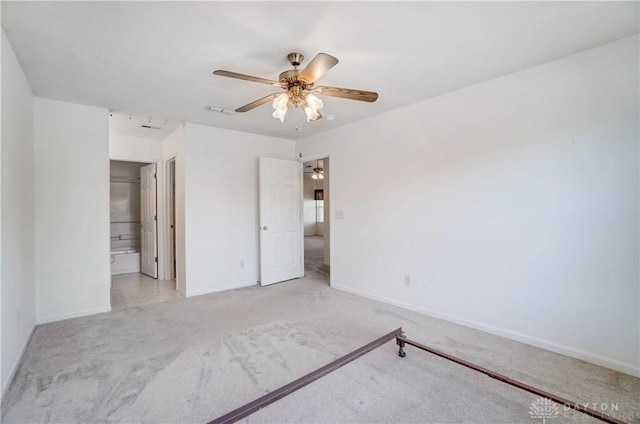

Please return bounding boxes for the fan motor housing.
[279,69,300,82]
[279,69,313,92]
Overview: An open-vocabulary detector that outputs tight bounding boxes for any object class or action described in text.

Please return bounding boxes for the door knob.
[263,226,268,230]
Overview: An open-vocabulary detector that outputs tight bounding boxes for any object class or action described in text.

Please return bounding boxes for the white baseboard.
[186,281,258,297]
[36,306,112,325]
[332,283,640,378]
[1,323,36,399]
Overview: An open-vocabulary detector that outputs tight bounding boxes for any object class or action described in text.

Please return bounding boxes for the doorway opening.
[303,157,330,283]
[109,160,180,309]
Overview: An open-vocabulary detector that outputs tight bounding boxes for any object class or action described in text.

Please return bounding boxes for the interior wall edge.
[0,325,35,401]
[35,306,112,326]
[108,154,162,163]
[1,29,37,396]
[185,281,258,298]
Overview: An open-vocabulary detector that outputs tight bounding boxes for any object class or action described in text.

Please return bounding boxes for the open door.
[140,163,158,278]
[259,157,303,286]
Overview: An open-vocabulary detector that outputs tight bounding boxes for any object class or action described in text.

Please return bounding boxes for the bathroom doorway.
[109,160,181,309]
[110,160,151,276]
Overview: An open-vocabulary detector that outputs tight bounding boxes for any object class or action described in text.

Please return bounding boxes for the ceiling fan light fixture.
[302,93,323,122]
[272,93,289,122]
[303,106,316,122]
[215,52,377,123]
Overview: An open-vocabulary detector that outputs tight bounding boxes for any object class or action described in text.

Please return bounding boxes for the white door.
[140,163,158,278]
[259,157,303,285]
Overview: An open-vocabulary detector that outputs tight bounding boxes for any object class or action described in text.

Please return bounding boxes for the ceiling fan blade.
[298,53,338,84]
[235,93,280,113]
[213,70,282,87]
[315,86,378,102]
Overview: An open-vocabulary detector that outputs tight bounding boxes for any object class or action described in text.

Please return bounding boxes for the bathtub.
[110,247,141,275]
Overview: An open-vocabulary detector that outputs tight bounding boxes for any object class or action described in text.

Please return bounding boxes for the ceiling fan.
[213,52,378,123]
[304,160,324,180]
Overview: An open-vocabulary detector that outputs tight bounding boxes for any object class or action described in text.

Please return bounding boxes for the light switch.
[335,210,344,220]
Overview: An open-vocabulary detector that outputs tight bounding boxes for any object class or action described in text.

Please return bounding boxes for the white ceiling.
[2,2,638,141]
[109,111,183,141]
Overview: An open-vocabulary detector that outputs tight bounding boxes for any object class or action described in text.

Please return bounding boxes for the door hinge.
[155,257,158,263]
[154,215,157,221]
[154,173,157,179]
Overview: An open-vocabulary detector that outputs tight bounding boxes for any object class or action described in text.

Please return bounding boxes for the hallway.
[304,235,329,278]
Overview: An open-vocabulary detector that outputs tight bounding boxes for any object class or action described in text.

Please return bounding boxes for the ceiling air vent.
[140,124,162,130]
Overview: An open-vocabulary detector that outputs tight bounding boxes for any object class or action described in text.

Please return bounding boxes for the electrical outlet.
[240,260,245,269]
[404,275,411,287]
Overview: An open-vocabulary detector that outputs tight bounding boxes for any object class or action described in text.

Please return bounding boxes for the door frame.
[164,157,176,280]
[109,154,171,281]
[300,153,332,287]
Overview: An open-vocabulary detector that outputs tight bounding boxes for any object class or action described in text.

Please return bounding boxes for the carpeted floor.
[304,235,329,277]
[2,272,638,423]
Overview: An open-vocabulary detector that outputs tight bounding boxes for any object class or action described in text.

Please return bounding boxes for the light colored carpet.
[305,235,329,277]
[2,273,638,423]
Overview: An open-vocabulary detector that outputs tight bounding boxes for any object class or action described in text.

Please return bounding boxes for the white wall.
[109,134,162,162]
[1,30,36,396]
[298,35,639,376]
[183,123,295,296]
[34,98,111,323]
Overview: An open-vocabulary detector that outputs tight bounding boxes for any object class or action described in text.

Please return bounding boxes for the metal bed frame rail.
[395,335,625,424]
[209,328,628,424]
[208,328,404,424]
